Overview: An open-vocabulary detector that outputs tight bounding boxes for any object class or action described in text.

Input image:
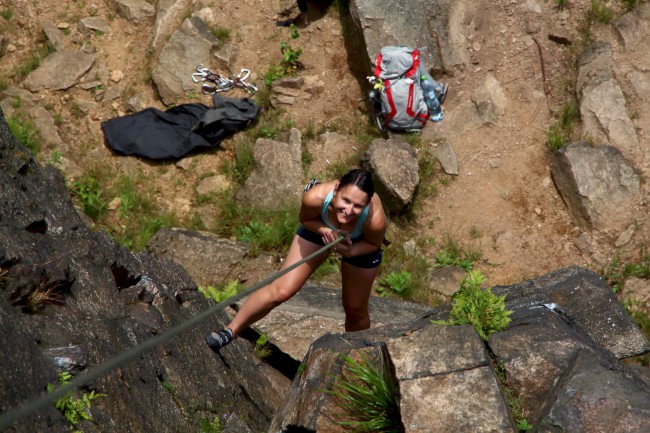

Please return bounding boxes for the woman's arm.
[298,181,338,237]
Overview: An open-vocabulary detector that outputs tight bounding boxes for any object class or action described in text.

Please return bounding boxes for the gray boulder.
[152,16,219,105]
[550,141,640,232]
[236,136,304,210]
[577,42,639,153]
[114,0,155,22]
[25,50,95,91]
[147,227,278,288]
[361,138,419,213]
[350,0,464,72]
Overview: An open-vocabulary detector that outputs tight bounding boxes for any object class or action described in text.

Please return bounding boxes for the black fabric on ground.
[101,95,259,160]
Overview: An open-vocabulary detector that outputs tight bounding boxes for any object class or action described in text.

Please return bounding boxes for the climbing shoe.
[206,328,234,351]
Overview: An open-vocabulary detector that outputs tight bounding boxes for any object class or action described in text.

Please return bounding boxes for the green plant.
[221,140,254,185]
[602,250,650,293]
[71,175,107,221]
[555,0,567,7]
[279,24,303,72]
[199,280,242,303]
[14,44,52,79]
[47,371,106,432]
[326,351,402,433]
[379,230,437,305]
[262,63,286,86]
[254,333,272,360]
[211,26,230,42]
[311,256,340,279]
[7,108,41,156]
[186,89,200,99]
[433,236,479,271]
[161,380,176,396]
[589,0,614,23]
[235,213,296,256]
[198,417,223,433]
[622,0,640,11]
[377,270,413,298]
[546,101,579,152]
[492,359,532,431]
[437,269,512,340]
[1,7,13,20]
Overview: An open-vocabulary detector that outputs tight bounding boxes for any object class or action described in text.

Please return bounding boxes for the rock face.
[2,107,650,431]
[270,266,650,432]
[0,112,289,433]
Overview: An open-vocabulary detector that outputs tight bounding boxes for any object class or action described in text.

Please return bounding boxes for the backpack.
[370,46,428,131]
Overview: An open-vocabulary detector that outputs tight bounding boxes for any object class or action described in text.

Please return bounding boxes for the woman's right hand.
[322,228,349,245]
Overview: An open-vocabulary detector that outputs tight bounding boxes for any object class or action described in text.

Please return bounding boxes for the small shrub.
[262,64,286,86]
[47,371,106,432]
[1,7,13,20]
[312,256,340,279]
[7,112,41,156]
[589,0,614,23]
[71,175,107,221]
[280,24,303,73]
[254,333,272,360]
[326,351,402,433]
[546,101,579,152]
[433,236,479,271]
[235,211,296,255]
[602,250,650,293]
[198,417,223,433]
[199,280,242,304]
[377,270,412,298]
[211,26,230,42]
[436,270,512,340]
[493,360,532,431]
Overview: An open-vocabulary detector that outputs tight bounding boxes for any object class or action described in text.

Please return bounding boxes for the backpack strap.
[404,49,420,78]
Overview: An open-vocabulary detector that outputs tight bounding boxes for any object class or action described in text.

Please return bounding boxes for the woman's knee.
[268,283,299,305]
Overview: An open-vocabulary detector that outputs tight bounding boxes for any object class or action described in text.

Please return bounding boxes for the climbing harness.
[191,64,258,95]
[0,235,345,430]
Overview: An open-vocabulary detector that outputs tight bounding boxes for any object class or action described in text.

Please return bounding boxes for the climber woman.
[206,168,387,350]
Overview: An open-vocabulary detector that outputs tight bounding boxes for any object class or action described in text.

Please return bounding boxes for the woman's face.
[332,184,370,225]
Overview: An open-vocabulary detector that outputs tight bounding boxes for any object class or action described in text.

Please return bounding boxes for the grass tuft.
[326,350,402,433]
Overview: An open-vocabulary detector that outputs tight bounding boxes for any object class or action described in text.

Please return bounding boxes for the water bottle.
[420,76,443,121]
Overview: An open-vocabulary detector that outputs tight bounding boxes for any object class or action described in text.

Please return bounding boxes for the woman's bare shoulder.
[303,181,335,206]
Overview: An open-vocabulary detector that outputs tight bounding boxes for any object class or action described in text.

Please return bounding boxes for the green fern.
[440,270,512,340]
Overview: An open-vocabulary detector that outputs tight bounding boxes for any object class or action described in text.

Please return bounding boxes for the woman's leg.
[227,235,329,336]
[340,261,380,332]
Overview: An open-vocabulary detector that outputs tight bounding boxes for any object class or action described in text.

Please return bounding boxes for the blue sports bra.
[320,190,369,239]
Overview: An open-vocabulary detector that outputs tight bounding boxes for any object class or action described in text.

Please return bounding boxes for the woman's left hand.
[333,239,353,257]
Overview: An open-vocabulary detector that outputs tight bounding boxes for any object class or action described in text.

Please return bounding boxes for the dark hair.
[338,169,375,199]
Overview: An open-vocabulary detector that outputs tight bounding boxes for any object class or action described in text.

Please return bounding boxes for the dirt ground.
[1,0,647,289]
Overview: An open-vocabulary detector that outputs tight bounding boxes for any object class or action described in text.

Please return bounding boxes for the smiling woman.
[206,169,388,351]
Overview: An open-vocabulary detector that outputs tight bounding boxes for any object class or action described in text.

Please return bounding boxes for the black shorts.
[296,226,382,269]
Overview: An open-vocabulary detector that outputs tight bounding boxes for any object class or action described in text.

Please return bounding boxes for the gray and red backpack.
[371,46,428,131]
